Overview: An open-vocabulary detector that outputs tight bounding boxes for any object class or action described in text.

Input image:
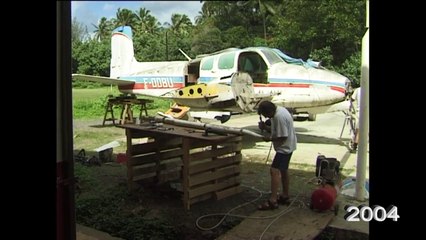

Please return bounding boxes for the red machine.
[310,155,341,215]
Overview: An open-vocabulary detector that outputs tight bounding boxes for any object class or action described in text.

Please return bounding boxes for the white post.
[355,0,369,201]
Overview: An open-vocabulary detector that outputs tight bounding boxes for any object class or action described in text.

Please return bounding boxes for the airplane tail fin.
[110,26,137,78]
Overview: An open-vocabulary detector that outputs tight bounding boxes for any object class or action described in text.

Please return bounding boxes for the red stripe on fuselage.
[330,86,346,94]
[253,83,310,88]
[119,83,185,90]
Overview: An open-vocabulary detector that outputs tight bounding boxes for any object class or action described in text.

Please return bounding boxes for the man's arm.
[258,121,270,131]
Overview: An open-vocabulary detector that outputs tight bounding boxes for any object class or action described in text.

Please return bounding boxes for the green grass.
[73,87,120,100]
[73,127,127,153]
[72,87,173,119]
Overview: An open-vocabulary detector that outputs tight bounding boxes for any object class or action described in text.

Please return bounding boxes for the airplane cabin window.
[201,57,214,70]
[218,52,235,70]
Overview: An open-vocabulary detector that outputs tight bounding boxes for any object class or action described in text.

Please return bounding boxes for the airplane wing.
[72,74,135,86]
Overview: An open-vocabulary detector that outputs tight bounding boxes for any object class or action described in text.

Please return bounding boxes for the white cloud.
[103,3,115,12]
[71,1,86,13]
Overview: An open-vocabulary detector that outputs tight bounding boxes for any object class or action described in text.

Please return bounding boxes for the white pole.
[355,0,369,201]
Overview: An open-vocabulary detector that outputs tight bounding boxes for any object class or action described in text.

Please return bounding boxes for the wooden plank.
[189,176,241,198]
[189,154,242,174]
[130,148,183,166]
[133,169,181,185]
[132,158,181,177]
[215,185,243,200]
[157,169,181,183]
[129,152,157,166]
[187,139,222,149]
[130,137,182,154]
[217,207,335,240]
[189,143,242,162]
[133,173,156,182]
[189,166,240,187]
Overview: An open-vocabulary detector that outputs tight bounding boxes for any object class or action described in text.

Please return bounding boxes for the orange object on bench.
[165,104,190,119]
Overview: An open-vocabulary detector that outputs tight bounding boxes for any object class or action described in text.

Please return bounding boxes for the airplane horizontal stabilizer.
[72,74,135,86]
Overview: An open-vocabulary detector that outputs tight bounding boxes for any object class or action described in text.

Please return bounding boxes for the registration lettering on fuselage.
[143,77,175,88]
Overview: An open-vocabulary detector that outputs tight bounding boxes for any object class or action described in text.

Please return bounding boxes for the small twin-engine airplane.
[72,26,352,122]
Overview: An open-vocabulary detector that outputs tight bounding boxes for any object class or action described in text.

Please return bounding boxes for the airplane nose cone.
[344,77,352,93]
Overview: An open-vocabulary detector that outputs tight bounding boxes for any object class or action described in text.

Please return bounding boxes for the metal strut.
[339,93,358,141]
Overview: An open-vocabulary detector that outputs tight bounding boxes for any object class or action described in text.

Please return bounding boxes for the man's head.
[257,100,277,118]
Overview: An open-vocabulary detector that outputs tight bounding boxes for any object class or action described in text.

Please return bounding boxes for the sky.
[71,1,203,34]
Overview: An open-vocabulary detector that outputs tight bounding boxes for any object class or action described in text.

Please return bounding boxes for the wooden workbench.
[103,96,153,125]
[118,123,243,210]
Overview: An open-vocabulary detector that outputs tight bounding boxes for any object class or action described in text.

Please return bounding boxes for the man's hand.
[258,121,267,130]
[263,136,271,142]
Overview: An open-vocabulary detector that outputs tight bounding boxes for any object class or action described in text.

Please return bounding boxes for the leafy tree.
[222,26,252,48]
[336,51,362,87]
[268,0,365,66]
[309,46,334,69]
[191,20,223,56]
[133,31,167,61]
[72,17,89,43]
[73,39,111,76]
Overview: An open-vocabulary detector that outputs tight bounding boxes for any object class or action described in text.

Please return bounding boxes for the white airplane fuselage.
[73,26,351,118]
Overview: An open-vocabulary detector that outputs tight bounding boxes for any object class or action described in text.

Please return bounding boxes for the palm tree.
[134,7,160,34]
[194,9,208,25]
[144,15,161,34]
[111,8,137,29]
[165,14,193,35]
[93,17,112,42]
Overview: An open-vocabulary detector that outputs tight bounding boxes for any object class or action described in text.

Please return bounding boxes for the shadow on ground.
[74,157,355,240]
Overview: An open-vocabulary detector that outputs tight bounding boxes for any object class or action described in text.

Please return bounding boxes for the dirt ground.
[73,115,357,240]
[75,157,321,240]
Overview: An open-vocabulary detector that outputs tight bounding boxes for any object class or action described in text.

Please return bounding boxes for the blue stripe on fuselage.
[198,77,216,83]
[119,76,184,83]
[199,76,345,87]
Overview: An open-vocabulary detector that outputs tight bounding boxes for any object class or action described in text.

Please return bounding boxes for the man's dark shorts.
[271,152,293,171]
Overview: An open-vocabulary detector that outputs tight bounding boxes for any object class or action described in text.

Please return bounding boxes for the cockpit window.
[260,49,283,65]
[218,52,235,70]
[201,57,214,70]
[238,52,268,84]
